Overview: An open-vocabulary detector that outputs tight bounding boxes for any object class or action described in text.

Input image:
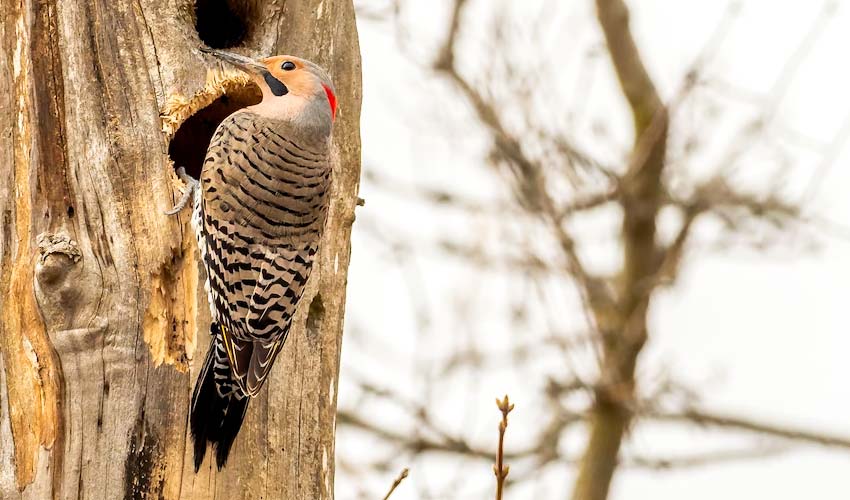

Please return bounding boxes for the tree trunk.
[0,1,361,499]
[570,1,666,500]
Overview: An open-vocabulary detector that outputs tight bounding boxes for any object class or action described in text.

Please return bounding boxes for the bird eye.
[281,61,296,71]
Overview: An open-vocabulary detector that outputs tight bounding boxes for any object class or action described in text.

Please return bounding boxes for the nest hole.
[168,83,262,180]
[196,0,250,49]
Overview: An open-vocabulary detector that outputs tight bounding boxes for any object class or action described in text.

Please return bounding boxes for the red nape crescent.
[323,84,337,121]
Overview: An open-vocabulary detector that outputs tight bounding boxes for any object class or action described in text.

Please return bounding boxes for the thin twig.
[494,395,515,500]
[382,467,410,500]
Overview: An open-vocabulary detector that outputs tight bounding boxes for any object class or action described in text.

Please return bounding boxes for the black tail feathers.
[190,323,249,471]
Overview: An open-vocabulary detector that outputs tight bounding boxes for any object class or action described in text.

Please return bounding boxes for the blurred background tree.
[338,0,850,499]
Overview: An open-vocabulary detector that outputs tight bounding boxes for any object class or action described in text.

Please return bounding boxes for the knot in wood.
[35,232,81,286]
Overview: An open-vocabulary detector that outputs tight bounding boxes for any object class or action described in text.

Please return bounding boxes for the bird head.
[201,47,337,134]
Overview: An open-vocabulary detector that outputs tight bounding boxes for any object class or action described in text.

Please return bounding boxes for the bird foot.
[165,167,199,215]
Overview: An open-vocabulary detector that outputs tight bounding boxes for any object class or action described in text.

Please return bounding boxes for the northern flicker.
[168,47,336,470]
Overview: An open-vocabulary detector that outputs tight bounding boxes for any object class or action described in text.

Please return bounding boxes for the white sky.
[338,1,850,498]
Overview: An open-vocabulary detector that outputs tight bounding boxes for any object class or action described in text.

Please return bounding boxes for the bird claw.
[165,167,199,215]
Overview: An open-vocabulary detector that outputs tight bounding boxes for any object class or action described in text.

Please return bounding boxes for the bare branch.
[655,206,702,286]
[557,187,620,219]
[656,176,803,284]
[494,396,515,500]
[338,410,538,462]
[433,0,615,318]
[340,400,819,472]
[646,408,850,450]
[382,468,410,500]
[596,0,664,134]
[345,0,837,497]
[627,444,790,470]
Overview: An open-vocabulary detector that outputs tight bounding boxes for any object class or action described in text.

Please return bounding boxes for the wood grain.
[0,0,361,498]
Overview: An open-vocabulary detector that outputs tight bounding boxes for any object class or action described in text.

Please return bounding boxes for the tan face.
[200,48,337,122]
[260,56,319,97]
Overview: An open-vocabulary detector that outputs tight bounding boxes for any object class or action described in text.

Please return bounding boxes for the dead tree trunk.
[0,1,361,499]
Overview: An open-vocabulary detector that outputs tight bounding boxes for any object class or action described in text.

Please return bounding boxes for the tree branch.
[646,408,850,450]
[434,0,614,318]
[338,410,541,462]
[571,1,670,499]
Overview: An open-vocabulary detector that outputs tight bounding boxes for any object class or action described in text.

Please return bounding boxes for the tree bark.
[0,1,361,499]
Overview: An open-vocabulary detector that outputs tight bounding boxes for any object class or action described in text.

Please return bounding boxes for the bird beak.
[200,47,267,75]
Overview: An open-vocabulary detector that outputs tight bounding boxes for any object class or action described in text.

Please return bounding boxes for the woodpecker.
[168,47,337,470]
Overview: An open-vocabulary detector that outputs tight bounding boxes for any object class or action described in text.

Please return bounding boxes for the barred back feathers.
[188,49,334,470]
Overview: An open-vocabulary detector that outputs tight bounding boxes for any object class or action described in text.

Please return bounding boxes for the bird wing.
[246,340,285,396]
[204,234,318,395]
[197,111,328,396]
[243,243,317,395]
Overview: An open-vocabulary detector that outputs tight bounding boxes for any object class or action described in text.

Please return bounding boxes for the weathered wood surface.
[0,0,362,498]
